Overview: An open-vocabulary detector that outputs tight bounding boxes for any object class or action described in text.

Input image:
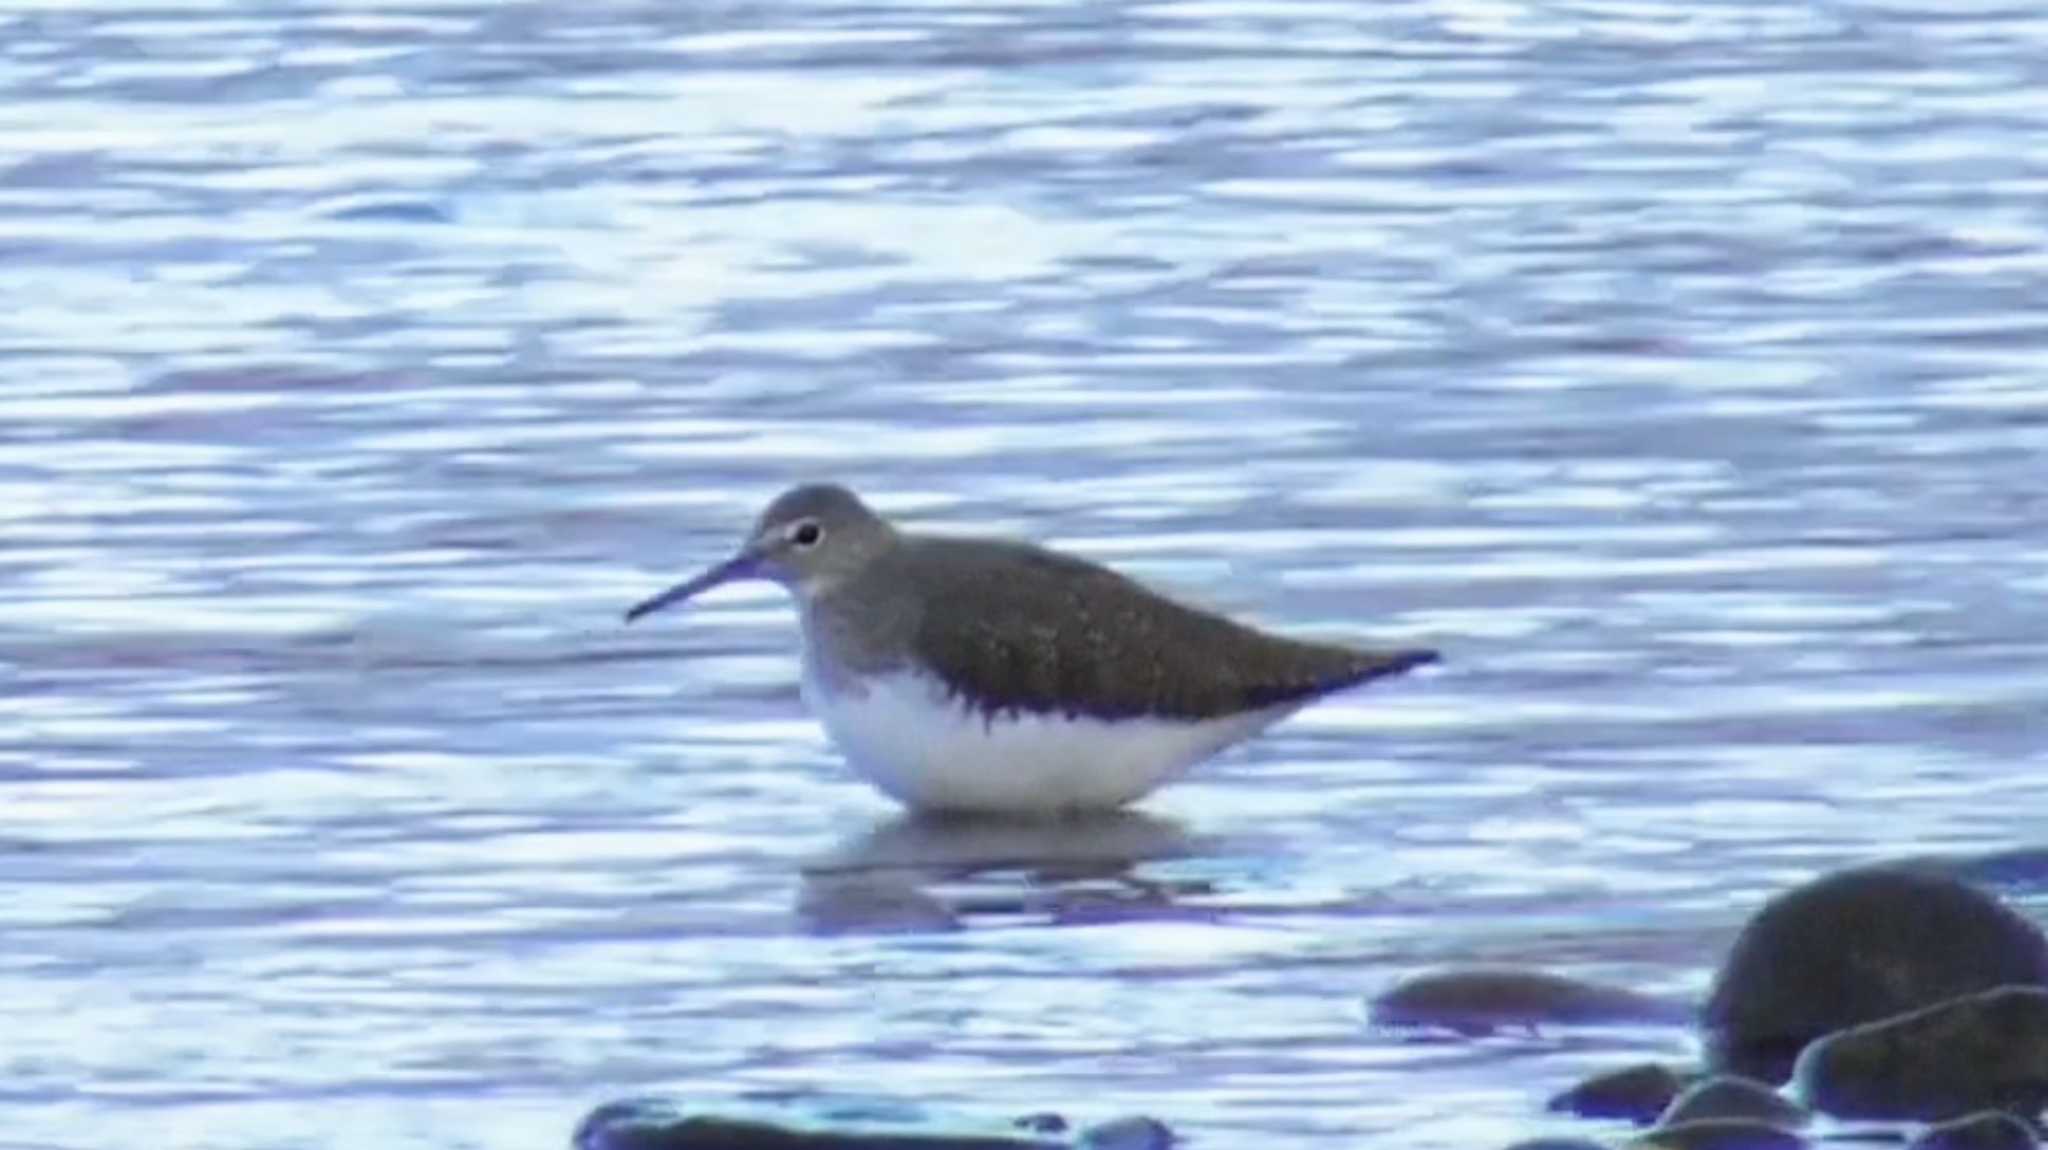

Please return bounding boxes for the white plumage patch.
[799,664,1297,815]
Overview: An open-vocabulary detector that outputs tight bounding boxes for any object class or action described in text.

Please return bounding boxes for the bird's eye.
[790,520,823,548]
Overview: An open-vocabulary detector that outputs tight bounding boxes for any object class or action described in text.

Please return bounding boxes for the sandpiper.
[625,483,1437,815]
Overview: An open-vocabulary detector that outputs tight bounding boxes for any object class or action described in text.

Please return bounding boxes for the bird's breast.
[794,665,1294,815]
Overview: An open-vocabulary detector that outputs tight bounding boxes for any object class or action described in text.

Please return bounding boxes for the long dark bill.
[623,548,761,623]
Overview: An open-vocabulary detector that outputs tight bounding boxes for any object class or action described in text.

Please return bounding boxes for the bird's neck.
[797,598,869,701]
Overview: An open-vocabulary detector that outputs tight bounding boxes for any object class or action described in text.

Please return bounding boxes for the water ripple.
[2,1,2047,1148]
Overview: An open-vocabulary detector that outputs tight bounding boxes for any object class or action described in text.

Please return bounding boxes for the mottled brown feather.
[810,534,1436,722]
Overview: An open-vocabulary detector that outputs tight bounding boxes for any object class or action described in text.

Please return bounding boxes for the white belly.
[799,665,1296,815]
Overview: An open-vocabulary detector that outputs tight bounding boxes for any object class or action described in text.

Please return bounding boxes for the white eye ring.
[789,520,824,548]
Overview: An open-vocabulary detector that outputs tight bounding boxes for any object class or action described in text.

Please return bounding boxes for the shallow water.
[4,1,2048,1147]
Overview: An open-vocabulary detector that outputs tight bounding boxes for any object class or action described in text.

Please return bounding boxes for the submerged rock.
[1370,966,1688,1036]
[573,1098,1172,1150]
[1791,985,2048,1121]
[1631,1118,1807,1150]
[1656,1075,1808,1129]
[1548,1062,1694,1124]
[1909,1111,2040,1150]
[1702,864,2048,1083]
[1074,1117,1171,1150]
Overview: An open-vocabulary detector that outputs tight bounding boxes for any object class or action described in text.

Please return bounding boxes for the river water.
[4,2,2047,1148]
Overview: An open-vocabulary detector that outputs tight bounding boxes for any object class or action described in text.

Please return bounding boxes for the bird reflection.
[796,810,1220,934]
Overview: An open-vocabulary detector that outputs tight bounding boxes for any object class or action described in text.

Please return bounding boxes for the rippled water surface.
[5,2,2048,1147]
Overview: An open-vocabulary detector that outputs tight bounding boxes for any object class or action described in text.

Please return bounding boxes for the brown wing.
[884,535,1435,721]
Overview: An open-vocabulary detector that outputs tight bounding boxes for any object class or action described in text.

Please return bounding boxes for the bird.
[624,483,1436,816]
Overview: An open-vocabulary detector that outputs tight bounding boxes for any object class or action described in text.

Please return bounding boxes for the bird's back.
[814,533,1435,722]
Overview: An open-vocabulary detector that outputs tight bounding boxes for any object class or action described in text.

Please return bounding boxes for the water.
[4,1,2048,1147]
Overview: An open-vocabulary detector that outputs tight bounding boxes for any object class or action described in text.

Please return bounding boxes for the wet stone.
[1548,1062,1694,1124]
[1703,864,2048,1084]
[573,1098,1172,1150]
[1657,1076,1808,1129]
[1910,1111,2040,1150]
[1632,1119,1806,1150]
[1075,1116,1172,1150]
[1370,966,1688,1036]
[1792,985,2048,1122]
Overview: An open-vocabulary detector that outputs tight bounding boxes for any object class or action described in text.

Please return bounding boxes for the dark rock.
[1548,1062,1693,1124]
[573,1098,1164,1150]
[1703,864,2048,1083]
[1792,985,2048,1121]
[1075,1116,1172,1150]
[1632,1118,1807,1150]
[576,1113,1048,1149]
[1910,1111,2040,1150]
[1657,1076,1808,1129]
[1370,966,1689,1036]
